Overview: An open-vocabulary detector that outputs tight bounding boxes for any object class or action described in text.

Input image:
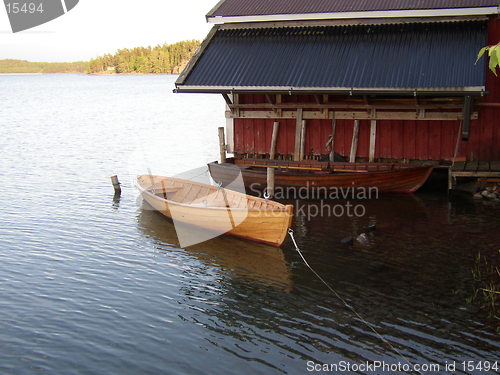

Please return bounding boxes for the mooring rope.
[287,229,422,375]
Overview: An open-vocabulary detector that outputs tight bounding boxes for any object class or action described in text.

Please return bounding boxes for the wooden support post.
[329,116,337,162]
[349,120,360,163]
[270,121,279,159]
[218,127,226,163]
[266,168,275,199]
[369,120,377,162]
[299,120,306,160]
[266,121,279,199]
[448,168,453,193]
[462,96,472,140]
[294,108,303,161]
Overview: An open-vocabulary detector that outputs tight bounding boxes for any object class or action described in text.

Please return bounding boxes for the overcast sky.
[0,0,214,61]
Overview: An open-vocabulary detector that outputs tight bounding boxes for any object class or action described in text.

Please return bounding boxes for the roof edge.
[217,16,489,30]
[176,26,219,86]
[206,0,229,20]
[207,6,500,24]
[174,85,486,96]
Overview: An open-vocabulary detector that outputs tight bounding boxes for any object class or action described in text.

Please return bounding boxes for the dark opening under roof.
[207,0,500,18]
[175,21,487,95]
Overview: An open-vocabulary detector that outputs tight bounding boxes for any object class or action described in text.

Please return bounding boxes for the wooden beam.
[265,94,274,105]
[276,94,282,117]
[299,120,307,160]
[369,120,377,162]
[227,110,478,121]
[462,96,472,140]
[222,93,232,106]
[269,121,279,159]
[349,120,360,163]
[229,103,464,110]
[294,109,303,161]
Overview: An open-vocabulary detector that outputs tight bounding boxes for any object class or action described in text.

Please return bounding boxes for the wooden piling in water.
[111,175,121,195]
[218,127,226,163]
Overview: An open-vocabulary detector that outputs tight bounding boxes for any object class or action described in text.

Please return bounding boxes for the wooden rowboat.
[208,158,433,193]
[136,175,294,247]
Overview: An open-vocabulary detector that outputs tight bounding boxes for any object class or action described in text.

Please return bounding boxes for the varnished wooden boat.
[136,175,293,247]
[208,158,433,193]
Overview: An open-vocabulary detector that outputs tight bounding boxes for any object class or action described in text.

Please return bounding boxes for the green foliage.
[0,59,86,73]
[476,43,500,76]
[86,40,200,75]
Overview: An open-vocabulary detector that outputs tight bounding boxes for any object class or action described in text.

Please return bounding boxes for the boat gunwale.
[136,175,290,212]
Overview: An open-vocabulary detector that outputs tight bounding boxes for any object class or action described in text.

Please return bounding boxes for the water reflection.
[137,203,293,293]
[112,193,121,209]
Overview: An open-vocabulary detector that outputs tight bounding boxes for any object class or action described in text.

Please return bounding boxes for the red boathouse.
[176,0,500,188]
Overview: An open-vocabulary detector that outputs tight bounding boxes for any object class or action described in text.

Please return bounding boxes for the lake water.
[0,74,498,374]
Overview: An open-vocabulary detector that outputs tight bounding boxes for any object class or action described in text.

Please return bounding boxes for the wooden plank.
[490,161,500,171]
[452,162,466,171]
[349,120,360,163]
[369,120,377,162]
[465,161,479,171]
[229,110,477,121]
[294,108,303,161]
[477,161,490,172]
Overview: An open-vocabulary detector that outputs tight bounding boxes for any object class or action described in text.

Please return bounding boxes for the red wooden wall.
[233,16,500,162]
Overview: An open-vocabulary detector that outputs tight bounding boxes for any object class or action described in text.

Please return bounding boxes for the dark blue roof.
[176,21,488,94]
[207,0,500,17]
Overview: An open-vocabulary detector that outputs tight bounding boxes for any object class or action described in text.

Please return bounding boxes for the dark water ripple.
[0,75,498,375]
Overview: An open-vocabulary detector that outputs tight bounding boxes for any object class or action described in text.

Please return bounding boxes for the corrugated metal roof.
[207,0,500,17]
[176,22,487,94]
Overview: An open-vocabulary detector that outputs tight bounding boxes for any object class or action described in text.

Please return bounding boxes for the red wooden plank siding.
[233,17,500,161]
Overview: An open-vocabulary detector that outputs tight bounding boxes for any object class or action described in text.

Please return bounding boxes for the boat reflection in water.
[136,202,293,293]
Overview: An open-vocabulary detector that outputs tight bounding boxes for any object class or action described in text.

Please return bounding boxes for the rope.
[287,229,422,375]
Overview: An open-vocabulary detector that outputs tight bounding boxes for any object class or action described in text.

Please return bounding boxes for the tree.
[477,43,500,76]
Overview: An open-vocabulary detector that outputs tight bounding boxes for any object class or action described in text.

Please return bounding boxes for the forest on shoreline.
[0,40,200,74]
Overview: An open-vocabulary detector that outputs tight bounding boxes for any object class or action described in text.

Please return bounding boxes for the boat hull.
[137,175,293,247]
[209,161,433,193]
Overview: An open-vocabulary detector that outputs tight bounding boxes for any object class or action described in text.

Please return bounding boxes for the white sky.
[0,0,215,61]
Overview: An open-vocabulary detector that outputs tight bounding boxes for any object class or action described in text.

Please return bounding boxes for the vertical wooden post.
[294,108,303,161]
[269,121,280,159]
[299,120,306,160]
[369,120,377,163]
[218,127,226,164]
[110,175,121,195]
[329,116,337,162]
[266,168,275,199]
[266,121,280,199]
[349,120,360,163]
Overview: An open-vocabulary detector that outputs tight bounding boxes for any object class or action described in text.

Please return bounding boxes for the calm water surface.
[0,75,498,374]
